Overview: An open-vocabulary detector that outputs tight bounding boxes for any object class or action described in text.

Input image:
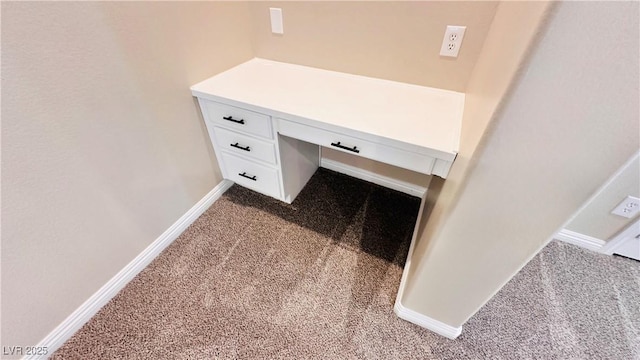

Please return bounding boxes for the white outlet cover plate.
[270,8,284,34]
[440,25,466,58]
[611,195,640,218]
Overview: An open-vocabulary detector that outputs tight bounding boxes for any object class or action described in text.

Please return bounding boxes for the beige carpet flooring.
[53,169,640,359]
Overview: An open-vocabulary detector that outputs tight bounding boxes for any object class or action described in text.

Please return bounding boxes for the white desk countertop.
[191,58,464,158]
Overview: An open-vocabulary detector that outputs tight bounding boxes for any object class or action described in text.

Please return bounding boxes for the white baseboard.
[320,158,427,197]
[394,301,463,340]
[601,218,640,256]
[26,180,234,359]
[554,229,606,252]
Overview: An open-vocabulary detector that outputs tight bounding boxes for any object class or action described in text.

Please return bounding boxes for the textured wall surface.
[1,1,252,347]
[404,1,639,327]
[249,1,498,92]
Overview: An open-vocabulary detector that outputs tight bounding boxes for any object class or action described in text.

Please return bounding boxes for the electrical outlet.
[611,196,640,218]
[440,25,466,58]
[270,8,283,34]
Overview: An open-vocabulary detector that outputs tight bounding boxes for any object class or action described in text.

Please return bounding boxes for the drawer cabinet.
[221,152,281,200]
[198,98,286,202]
[203,101,273,139]
[193,59,462,202]
[278,118,437,175]
[213,127,278,165]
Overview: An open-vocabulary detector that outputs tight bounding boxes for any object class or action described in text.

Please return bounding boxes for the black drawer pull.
[223,116,245,124]
[230,142,251,152]
[330,141,360,153]
[238,172,257,181]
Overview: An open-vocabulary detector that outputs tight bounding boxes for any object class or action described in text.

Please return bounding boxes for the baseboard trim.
[26,180,234,359]
[554,229,606,252]
[601,218,640,256]
[320,158,427,197]
[394,300,463,340]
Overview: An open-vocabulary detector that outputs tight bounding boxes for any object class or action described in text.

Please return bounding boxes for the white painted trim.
[392,189,463,339]
[25,180,234,360]
[320,158,427,197]
[554,229,606,252]
[601,218,640,255]
[394,300,463,340]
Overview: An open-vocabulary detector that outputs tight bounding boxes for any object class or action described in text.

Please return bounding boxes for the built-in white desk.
[191,58,464,203]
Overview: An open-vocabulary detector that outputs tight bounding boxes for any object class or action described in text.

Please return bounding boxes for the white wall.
[403,0,639,328]
[1,1,253,347]
[249,1,499,92]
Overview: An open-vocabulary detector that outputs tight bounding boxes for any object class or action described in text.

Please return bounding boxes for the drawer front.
[202,100,273,139]
[214,127,277,165]
[221,152,281,199]
[278,119,436,175]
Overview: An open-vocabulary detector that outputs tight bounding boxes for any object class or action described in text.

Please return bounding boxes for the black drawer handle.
[230,142,251,152]
[238,172,257,181]
[223,116,245,125]
[330,141,360,153]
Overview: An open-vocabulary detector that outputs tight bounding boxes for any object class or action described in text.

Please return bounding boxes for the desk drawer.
[202,100,273,139]
[214,127,277,165]
[221,152,281,199]
[278,118,436,175]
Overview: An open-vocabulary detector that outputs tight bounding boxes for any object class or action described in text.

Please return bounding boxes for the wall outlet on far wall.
[270,8,284,35]
[440,25,466,58]
[611,195,640,218]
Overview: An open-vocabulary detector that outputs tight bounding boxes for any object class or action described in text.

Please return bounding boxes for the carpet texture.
[53,169,640,359]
